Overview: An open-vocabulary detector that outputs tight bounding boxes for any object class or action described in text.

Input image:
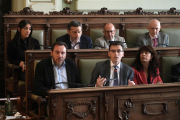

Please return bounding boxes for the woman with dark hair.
[7,20,40,81]
[132,45,163,84]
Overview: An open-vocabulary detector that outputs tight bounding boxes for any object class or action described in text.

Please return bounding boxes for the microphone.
[103,78,117,85]
[152,73,180,84]
[156,44,169,47]
[73,41,104,49]
[32,44,52,49]
[122,42,141,47]
[51,82,95,89]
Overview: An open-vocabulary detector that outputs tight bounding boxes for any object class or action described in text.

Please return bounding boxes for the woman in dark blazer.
[132,45,163,84]
[7,20,40,81]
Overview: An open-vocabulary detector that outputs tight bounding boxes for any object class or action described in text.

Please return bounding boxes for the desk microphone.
[33,44,52,49]
[122,42,141,47]
[152,73,180,84]
[156,44,169,47]
[73,41,104,49]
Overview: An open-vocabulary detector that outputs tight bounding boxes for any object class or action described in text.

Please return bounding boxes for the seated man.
[137,19,169,47]
[95,23,127,49]
[171,63,180,82]
[91,41,135,87]
[33,41,81,97]
[56,20,93,49]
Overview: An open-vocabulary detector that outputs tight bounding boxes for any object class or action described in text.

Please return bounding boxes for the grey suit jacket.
[94,35,127,49]
[137,32,169,47]
[90,60,134,86]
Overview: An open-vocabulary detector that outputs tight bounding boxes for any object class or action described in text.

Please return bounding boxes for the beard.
[53,58,65,67]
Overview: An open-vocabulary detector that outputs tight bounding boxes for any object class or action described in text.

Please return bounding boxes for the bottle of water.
[5,95,13,115]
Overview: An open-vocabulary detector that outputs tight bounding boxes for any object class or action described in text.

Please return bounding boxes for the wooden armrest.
[6,63,19,69]
[28,93,47,103]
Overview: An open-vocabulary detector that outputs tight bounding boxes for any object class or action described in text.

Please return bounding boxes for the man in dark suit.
[90,41,135,87]
[33,41,81,97]
[56,20,93,49]
[137,19,169,47]
[171,63,180,82]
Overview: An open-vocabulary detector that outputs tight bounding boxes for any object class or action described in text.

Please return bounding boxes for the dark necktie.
[113,65,118,86]
[153,38,157,47]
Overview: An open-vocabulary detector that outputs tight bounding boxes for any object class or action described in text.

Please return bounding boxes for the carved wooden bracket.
[5,24,9,38]
[27,53,32,62]
[84,24,89,32]
[159,7,180,15]
[46,24,50,47]
[49,7,83,15]
[88,7,119,15]
[124,99,133,108]
[122,111,130,120]
[67,100,96,119]
[124,7,154,15]
[8,7,44,15]
[120,24,125,37]
[176,97,180,105]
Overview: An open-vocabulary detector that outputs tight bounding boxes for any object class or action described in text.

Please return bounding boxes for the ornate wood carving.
[88,7,119,15]
[27,53,32,62]
[122,111,130,120]
[124,99,133,108]
[158,7,180,15]
[67,100,96,119]
[124,7,154,15]
[84,24,89,32]
[176,97,180,105]
[5,24,9,37]
[49,7,83,15]
[120,23,125,37]
[45,24,50,47]
[8,7,44,15]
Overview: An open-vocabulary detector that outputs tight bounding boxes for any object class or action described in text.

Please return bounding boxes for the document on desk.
[6,116,26,119]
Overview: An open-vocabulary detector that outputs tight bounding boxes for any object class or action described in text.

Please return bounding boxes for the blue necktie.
[113,65,118,86]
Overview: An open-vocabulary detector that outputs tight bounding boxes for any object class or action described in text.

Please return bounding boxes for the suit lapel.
[120,63,124,85]
[105,60,110,86]
[65,59,71,83]
[47,57,55,88]
[146,33,152,45]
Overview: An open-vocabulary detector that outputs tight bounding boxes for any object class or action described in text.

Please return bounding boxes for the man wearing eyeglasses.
[94,23,127,49]
[91,41,135,87]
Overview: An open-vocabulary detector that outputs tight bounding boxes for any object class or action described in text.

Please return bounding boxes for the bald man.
[94,23,127,49]
[137,19,169,47]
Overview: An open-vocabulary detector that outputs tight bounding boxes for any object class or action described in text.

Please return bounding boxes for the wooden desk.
[48,83,180,120]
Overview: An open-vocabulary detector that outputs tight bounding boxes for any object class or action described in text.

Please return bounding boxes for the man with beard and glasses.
[33,41,81,97]
[56,20,93,49]
[94,22,127,49]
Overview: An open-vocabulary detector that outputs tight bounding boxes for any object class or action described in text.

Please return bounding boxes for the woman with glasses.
[7,20,40,81]
[132,45,163,84]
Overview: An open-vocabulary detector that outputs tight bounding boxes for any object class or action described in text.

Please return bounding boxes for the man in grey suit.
[91,41,135,87]
[137,19,169,47]
[95,23,127,49]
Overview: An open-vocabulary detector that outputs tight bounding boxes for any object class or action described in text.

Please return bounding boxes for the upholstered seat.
[51,29,67,44]
[161,56,180,83]
[121,58,135,67]
[125,29,148,48]
[161,28,180,47]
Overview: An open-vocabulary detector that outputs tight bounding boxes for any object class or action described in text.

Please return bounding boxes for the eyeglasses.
[110,50,123,53]
[104,30,115,33]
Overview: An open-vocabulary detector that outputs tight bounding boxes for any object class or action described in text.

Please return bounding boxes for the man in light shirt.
[137,19,169,47]
[95,22,127,49]
[56,20,93,49]
[33,41,81,97]
[91,41,135,87]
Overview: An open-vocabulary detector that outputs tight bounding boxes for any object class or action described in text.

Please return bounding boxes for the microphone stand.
[152,73,180,84]
[73,41,104,49]
[33,44,52,49]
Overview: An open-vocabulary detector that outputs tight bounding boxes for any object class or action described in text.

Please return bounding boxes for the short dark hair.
[109,41,123,51]
[67,20,82,30]
[51,41,68,51]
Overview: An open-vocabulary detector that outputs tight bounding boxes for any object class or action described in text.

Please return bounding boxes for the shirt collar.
[70,36,80,44]
[110,60,120,68]
[149,33,158,40]
[51,57,66,68]
[106,36,115,43]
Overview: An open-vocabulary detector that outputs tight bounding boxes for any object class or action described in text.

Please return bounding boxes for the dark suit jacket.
[90,60,134,86]
[132,67,163,84]
[56,34,93,49]
[171,63,180,82]
[33,57,81,97]
[137,32,169,47]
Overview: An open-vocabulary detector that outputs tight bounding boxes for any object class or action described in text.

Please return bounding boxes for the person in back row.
[7,20,40,81]
[91,41,134,87]
[56,20,93,49]
[95,22,127,49]
[137,19,169,47]
[132,45,163,84]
